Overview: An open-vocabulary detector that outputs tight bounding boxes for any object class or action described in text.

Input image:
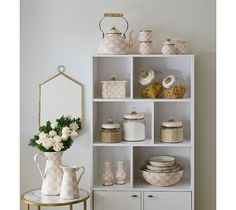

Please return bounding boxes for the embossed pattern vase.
[34,152,63,195]
[115,161,126,185]
[102,161,114,186]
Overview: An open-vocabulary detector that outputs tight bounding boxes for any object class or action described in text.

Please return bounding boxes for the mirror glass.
[39,71,83,126]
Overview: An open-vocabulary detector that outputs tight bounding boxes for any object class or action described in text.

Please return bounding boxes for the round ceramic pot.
[139,41,153,54]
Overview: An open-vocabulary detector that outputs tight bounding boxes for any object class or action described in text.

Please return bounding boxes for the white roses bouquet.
[29,115,81,152]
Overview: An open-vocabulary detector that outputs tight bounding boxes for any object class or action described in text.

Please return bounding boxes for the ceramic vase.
[115,161,126,185]
[34,152,63,195]
[60,166,85,199]
[102,161,114,186]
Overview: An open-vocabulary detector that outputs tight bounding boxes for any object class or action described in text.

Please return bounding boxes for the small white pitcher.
[60,165,85,199]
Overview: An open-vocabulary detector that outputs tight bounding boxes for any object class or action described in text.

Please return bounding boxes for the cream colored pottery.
[141,166,184,187]
[139,42,153,54]
[162,39,176,55]
[98,27,133,54]
[34,152,63,195]
[115,161,126,185]
[139,30,152,41]
[149,156,175,167]
[60,165,85,199]
[173,39,187,54]
[102,161,114,186]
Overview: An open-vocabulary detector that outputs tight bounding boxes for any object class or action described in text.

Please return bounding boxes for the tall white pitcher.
[34,152,63,195]
[60,165,85,199]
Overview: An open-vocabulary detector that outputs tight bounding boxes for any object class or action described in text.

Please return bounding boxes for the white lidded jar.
[123,107,145,141]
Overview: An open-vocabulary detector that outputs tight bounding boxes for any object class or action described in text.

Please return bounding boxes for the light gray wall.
[20,0,216,210]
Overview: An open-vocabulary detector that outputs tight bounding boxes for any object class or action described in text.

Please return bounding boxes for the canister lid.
[102,119,120,129]
[139,69,155,86]
[162,75,176,88]
[106,27,122,35]
[162,117,183,128]
[124,107,145,120]
[162,38,175,45]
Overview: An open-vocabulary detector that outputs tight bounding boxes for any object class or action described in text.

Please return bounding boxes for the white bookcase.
[91,54,194,210]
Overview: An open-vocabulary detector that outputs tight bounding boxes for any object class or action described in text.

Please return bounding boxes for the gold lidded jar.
[162,75,187,99]
[160,117,184,143]
[100,119,122,143]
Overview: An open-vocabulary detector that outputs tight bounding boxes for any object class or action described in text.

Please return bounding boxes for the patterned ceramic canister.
[34,152,63,195]
[173,39,187,54]
[139,30,152,42]
[60,166,85,200]
[139,41,153,54]
[162,38,176,55]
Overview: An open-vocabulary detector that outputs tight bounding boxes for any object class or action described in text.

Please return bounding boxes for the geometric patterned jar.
[34,152,63,195]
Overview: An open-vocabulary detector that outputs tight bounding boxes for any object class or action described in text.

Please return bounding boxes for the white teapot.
[98,13,133,54]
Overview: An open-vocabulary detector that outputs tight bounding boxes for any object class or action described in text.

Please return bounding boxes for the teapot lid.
[163,38,175,45]
[106,27,122,35]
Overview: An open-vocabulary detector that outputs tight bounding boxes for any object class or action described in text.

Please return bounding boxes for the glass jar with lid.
[123,108,145,141]
[162,75,187,99]
[100,119,122,143]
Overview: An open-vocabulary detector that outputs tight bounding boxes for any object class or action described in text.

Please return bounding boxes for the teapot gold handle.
[99,13,129,39]
[104,13,123,17]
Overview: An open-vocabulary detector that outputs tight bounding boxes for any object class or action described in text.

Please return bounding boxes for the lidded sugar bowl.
[123,107,145,141]
[162,38,176,55]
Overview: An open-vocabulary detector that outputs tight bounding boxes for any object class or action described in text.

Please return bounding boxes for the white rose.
[51,122,58,129]
[49,130,57,137]
[70,130,78,139]
[62,126,71,134]
[62,133,69,141]
[42,137,54,150]
[67,115,72,119]
[53,135,62,143]
[39,132,47,139]
[69,122,79,131]
[53,141,64,152]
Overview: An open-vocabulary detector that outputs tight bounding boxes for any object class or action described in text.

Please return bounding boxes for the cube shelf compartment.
[91,54,195,210]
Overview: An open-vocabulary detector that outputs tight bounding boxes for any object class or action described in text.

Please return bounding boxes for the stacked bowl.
[140,156,184,187]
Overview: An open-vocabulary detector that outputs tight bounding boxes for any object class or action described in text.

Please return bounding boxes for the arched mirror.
[39,66,83,126]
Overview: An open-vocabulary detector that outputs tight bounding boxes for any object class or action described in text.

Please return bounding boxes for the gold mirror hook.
[57,65,66,73]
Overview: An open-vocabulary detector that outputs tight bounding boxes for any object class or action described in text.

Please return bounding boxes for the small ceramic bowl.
[146,163,179,172]
[149,156,175,167]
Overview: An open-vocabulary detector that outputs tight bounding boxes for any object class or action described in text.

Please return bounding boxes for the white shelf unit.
[91,54,194,210]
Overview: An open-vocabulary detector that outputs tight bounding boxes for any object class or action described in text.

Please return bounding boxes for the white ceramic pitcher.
[60,166,85,199]
[34,152,63,195]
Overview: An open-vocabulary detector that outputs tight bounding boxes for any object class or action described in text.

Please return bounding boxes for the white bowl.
[140,166,184,187]
[146,162,178,171]
[145,164,180,173]
[149,156,175,167]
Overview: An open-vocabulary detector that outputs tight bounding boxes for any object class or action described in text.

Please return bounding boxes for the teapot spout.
[127,31,133,49]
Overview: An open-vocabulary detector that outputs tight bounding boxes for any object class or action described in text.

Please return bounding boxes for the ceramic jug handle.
[76,167,85,185]
[34,153,46,180]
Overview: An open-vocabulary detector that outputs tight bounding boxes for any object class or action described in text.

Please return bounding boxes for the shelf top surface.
[92,54,195,58]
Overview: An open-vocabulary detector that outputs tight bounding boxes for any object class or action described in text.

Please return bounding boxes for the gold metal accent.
[26,204,30,210]
[70,204,73,210]
[104,12,123,17]
[38,65,84,128]
[84,200,87,210]
[37,206,41,210]
[21,188,90,207]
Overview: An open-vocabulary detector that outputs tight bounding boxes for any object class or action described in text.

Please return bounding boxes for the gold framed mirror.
[39,66,83,127]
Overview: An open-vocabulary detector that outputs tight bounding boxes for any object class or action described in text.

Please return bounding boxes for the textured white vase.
[102,161,114,186]
[34,152,63,195]
[115,161,126,185]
